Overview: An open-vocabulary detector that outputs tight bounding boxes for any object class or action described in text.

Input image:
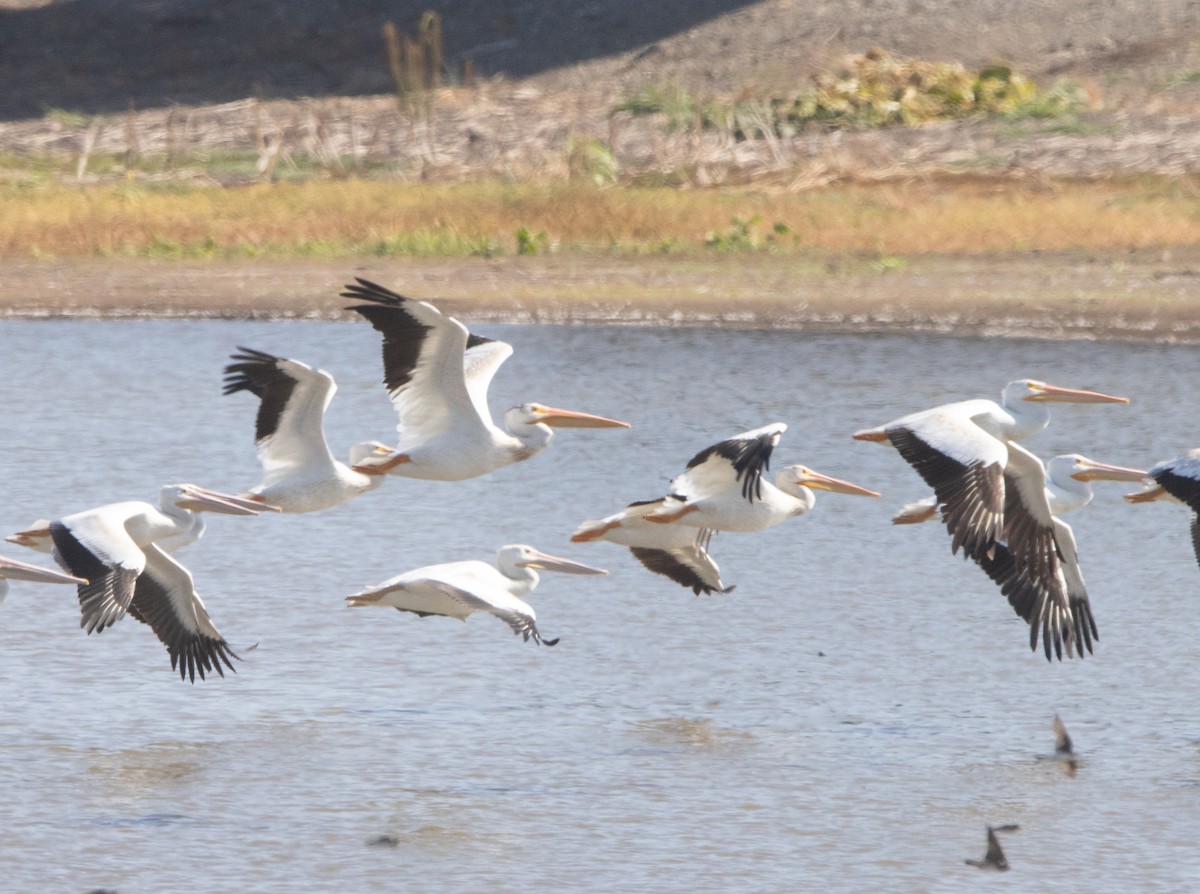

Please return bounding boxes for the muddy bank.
[2,254,1198,343]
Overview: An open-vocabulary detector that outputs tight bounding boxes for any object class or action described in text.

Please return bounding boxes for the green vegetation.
[615,50,1091,135]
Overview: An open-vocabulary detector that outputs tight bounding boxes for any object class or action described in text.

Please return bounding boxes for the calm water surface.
[2,320,1198,892]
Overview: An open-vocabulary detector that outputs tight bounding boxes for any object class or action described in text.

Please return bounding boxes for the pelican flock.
[8,272,1194,876]
[0,278,1181,700]
[853,379,1129,660]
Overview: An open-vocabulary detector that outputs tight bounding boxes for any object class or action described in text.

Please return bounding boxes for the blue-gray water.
[2,320,1198,892]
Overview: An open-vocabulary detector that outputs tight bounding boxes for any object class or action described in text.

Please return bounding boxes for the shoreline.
[2,254,1198,343]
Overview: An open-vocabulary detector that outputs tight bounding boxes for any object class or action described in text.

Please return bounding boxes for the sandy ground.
[3,253,1199,343]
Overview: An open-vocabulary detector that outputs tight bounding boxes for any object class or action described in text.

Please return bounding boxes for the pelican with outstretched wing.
[643,423,879,532]
[223,347,385,513]
[854,379,1129,659]
[14,484,271,682]
[347,545,607,646]
[342,278,629,481]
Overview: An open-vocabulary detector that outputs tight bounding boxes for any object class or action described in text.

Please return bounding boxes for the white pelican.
[640,423,879,532]
[223,347,387,513]
[571,499,731,596]
[346,544,608,645]
[1125,449,1200,568]
[853,380,1128,660]
[0,554,85,606]
[34,484,270,682]
[341,278,630,481]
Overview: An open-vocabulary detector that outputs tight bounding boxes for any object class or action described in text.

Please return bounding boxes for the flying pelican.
[638,423,879,532]
[853,380,1128,660]
[0,554,85,606]
[341,278,630,481]
[223,347,387,513]
[31,484,271,682]
[571,499,731,595]
[1125,449,1200,569]
[346,544,608,645]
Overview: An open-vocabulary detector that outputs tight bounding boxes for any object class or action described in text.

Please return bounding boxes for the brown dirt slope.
[3,0,1199,120]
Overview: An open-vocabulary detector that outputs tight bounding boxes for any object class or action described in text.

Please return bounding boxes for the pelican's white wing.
[50,504,149,634]
[349,562,553,644]
[1051,516,1097,656]
[884,403,1009,560]
[342,278,496,450]
[462,336,514,425]
[129,544,237,682]
[425,581,550,643]
[223,348,338,486]
[669,423,786,505]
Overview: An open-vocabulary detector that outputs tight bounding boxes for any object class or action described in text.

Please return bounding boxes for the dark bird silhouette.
[965,824,1019,871]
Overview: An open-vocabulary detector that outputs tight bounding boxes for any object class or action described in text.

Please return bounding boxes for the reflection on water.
[2,319,1200,891]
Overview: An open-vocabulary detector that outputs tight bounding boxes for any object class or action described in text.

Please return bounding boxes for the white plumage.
[346,545,608,645]
[854,379,1129,659]
[342,278,630,482]
[224,347,385,513]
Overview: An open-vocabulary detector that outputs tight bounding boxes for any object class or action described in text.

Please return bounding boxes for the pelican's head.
[1008,379,1129,405]
[506,402,631,430]
[164,483,281,515]
[1056,454,1148,483]
[778,464,881,498]
[498,545,609,576]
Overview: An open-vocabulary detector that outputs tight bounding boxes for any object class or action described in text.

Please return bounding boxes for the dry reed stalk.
[124,101,140,166]
[76,117,102,181]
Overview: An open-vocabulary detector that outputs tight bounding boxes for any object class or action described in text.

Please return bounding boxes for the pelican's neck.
[503,409,554,458]
[1045,458,1093,515]
[498,559,539,596]
[776,478,818,517]
[998,385,1051,441]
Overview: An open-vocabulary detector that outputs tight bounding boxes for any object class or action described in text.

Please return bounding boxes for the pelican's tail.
[891,496,938,525]
[851,426,890,443]
[571,517,620,542]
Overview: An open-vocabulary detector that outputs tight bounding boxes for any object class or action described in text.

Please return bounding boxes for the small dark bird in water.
[965,824,1019,871]
[367,835,399,848]
[1054,714,1079,777]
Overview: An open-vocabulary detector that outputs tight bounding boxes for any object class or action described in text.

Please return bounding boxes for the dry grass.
[3,175,1200,260]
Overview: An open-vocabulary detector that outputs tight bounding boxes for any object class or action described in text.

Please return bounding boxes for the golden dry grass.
[3,175,1200,259]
